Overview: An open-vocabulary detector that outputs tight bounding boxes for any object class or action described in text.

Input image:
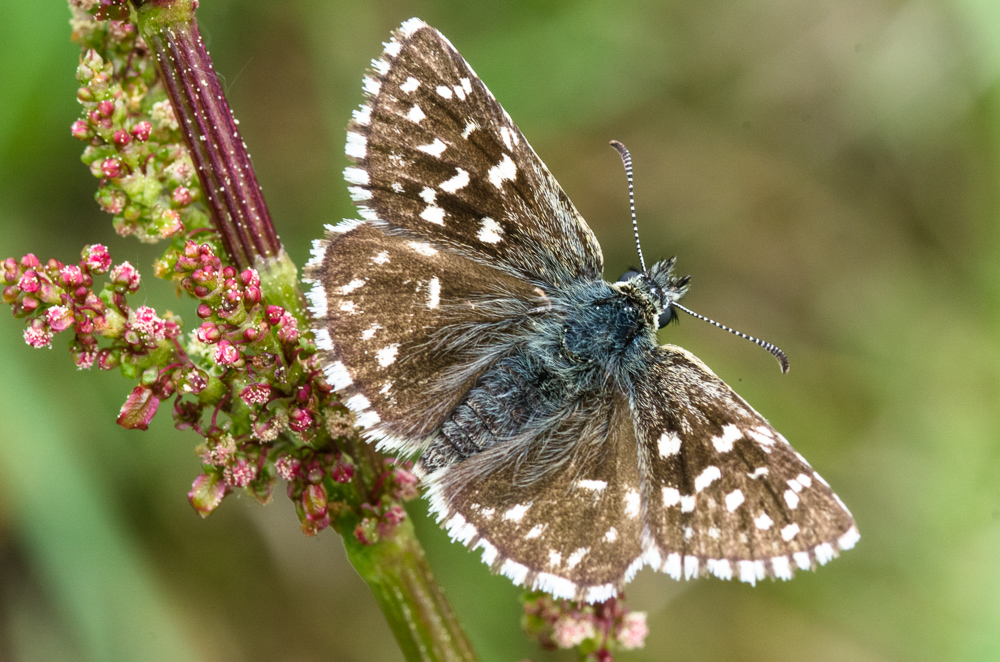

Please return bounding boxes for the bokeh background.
[1,1,998,660]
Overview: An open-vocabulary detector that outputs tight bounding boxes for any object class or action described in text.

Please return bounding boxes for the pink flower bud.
[354,518,378,546]
[391,468,419,501]
[82,244,112,274]
[46,306,75,332]
[71,120,92,140]
[112,130,130,147]
[552,616,596,649]
[214,339,240,365]
[18,270,40,293]
[240,269,260,287]
[20,296,39,314]
[171,186,192,206]
[101,157,123,178]
[188,473,227,518]
[383,504,406,526]
[266,305,284,325]
[109,261,141,291]
[243,286,261,307]
[73,345,97,370]
[288,407,314,432]
[239,382,271,406]
[196,303,212,318]
[23,320,54,348]
[157,209,182,236]
[330,459,354,484]
[616,612,648,650]
[96,348,119,370]
[116,384,160,430]
[130,121,151,142]
[20,254,40,269]
[303,483,328,520]
[195,322,220,343]
[58,264,84,288]
[97,99,114,117]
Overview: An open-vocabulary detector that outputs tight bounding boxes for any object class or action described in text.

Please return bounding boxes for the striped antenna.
[610,140,646,273]
[673,302,790,373]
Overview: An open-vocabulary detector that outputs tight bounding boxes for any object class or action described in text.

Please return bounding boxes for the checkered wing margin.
[632,345,860,585]
[343,17,604,289]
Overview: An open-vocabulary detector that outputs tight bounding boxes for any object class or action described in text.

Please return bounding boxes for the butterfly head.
[616,258,691,330]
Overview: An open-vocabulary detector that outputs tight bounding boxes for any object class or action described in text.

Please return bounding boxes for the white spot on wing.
[708,559,732,580]
[658,431,681,457]
[488,153,517,188]
[680,495,696,512]
[577,479,607,491]
[662,486,681,507]
[566,547,589,570]
[499,559,529,585]
[420,205,445,225]
[781,523,800,541]
[352,105,372,126]
[604,527,618,543]
[417,138,447,157]
[694,465,721,492]
[383,40,401,58]
[399,17,426,37]
[684,555,699,579]
[439,168,470,193]
[784,489,800,509]
[362,76,380,96]
[338,278,366,294]
[435,85,453,99]
[725,489,745,512]
[376,344,399,367]
[754,512,773,530]
[407,241,437,256]
[345,131,367,159]
[748,467,769,479]
[772,555,792,580]
[427,276,440,309]
[461,121,476,138]
[477,217,503,244]
[663,553,682,580]
[548,550,562,567]
[344,167,369,185]
[793,551,811,570]
[502,502,530,522]
[400,76,420,93]
[361,323,382,340]
[526,524,545,539]
[839,526,860,550]
[323,361,352,390]
[712,424,742,453]
[406,104,426,123]
[624,489,641,518]
[533,573,576,601]
[815,543,835,565]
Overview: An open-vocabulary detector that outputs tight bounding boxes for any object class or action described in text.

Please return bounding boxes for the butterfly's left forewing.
[630,345,859,583]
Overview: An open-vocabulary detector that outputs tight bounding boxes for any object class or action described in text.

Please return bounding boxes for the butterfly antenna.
[610,140,646,273]
[672,302,790,373]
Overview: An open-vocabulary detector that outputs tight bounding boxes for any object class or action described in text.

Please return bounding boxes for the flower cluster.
[70,0,212,247]
[522,594,648,659]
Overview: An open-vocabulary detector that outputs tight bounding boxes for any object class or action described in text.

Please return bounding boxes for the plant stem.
[129,2,478,659]
[132,0,280,269]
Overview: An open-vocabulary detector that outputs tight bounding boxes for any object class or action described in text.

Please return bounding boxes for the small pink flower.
[73,346,97,370]
[274,455,300,481]
[391,467,419,501]
[97,99,115,117]
[239,382,271,406]
[330,459,355,484]
[82,244,112,274]
[383,504,406,526]
[71,119,92,140]
[23,320,54,348]
[46,305,75,332]
[214,339,240,365]
[130,120,152,142]
[158,209,182,235]
[302,483,328,520]
[171,186,192,206]
[101,157,123,178]
[224,459,257,487]
[130,305,165,342]
[58,264,84,288]
[110,261,141,291]
[17,270,40,293]
[288,407,314,432]
[616,612,648,650]
[552,615,596,649]
[112,130,130,146]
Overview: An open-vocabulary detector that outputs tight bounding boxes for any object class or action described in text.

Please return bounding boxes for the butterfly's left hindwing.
[631,346,859,583]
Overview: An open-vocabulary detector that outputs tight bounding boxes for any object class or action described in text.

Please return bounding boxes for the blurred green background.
[1,1,998,660]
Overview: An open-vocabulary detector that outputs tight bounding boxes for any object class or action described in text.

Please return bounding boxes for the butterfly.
[304,17,858,603]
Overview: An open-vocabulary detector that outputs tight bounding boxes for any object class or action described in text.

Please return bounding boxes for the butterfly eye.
[616,269,641,283]
[657,305,678,328]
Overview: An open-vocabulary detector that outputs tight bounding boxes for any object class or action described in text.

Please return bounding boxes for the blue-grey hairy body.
[304,17,858,603]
